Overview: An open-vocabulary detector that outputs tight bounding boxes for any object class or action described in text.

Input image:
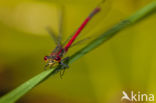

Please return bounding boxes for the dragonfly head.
[44,56,57,68]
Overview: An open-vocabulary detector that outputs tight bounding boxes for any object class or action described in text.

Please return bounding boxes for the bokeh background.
[0,0,156,103]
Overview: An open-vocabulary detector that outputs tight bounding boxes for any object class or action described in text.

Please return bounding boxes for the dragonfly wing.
[58,6,64,43]
[46,27,61,45]
[46,6,64,45]
[70,36,92,47]
[62,31,76,46]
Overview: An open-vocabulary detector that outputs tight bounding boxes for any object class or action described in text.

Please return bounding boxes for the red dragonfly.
[44,1,104,69]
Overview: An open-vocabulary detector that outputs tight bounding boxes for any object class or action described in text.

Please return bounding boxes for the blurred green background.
[0,0,156,103]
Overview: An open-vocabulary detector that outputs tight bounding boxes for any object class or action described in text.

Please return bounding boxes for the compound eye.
[44,56,48,61]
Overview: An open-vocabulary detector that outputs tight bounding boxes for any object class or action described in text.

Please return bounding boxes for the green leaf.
[0,69,54,103]
[0,1,156,103]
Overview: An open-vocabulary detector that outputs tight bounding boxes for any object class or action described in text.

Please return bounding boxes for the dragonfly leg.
[60,57,70,68]
[49,64,53,69]
[58,57,70,79]
[59,61,69,68]
[44,63,49,70]
[62,57,70,61]
[59,68,66,79]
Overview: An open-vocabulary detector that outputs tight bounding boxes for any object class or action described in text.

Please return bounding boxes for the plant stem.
[0,1,156,103]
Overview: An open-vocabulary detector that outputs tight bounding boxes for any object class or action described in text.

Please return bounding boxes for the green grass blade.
[0,1,156,103]
[0,69,54,103]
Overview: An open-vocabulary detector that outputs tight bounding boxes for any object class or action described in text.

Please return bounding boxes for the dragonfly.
[44,0,105,69]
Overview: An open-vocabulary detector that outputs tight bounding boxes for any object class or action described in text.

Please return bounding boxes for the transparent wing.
[46,27,61,45]
[62,31,76,46]
[70,30,102,48]
[46,6,64,45]
[76,0,111,39]
[70,36,92,47]
[58,5,64,43]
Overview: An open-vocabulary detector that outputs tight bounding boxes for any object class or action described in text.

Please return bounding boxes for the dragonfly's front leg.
[59,57,70,68]
[59,57,69,68]
[58,57,70,79]
[44,63,49,70]
[59,68,65,79]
